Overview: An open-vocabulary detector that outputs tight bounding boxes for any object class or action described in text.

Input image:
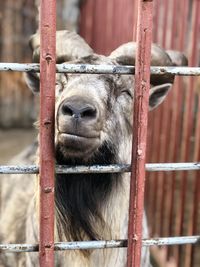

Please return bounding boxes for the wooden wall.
[0,0,81,127]
[0,0,37,127]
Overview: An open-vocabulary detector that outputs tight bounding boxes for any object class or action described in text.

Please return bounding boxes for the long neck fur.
[55,141,122,242]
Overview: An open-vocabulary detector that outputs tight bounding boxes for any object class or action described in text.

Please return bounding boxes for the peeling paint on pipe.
[0,236,199,253]
[0,63,199,76]
[0,162,200,174]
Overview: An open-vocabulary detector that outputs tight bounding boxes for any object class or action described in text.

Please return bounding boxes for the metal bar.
[170,0,178,49]
[158,0,178,238]
[127,1,153,267]
[149,0,172,234]
[167,0,190,262]
[162,0,189,238]
[81,0,95,48]
[105,0,114,54]
[133,0,138,41]
[191,80,200,266]
[0,63,200,75]
[92,0,105,53]
[177,2,200,266]
[161,0,169,47]
[152,0,160,43]
[39,0,56,266]
[183,0,200,267]
[147,0,163,233]
[175,1,191,266]
[0,162,200,174]
[0,236,199,253]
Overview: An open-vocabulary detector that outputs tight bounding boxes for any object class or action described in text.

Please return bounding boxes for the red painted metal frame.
[152,0,170,233]
[175,2,200,266]
[127,1,153,266]
[39,0,56,266]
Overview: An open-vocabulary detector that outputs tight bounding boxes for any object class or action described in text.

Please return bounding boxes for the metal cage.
[0,0,200,267]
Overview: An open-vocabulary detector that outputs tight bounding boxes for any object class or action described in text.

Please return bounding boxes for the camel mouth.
[57,132,101,158]
[58,132,100,141]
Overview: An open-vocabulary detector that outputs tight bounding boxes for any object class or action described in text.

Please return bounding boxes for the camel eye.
[55,82,64,96]
[121,89,133,98]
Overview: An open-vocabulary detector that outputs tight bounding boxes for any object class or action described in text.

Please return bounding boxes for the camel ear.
[166,50,188,66]
[110,43,188,86]
[24,72,40,94]
[30,30,93,63]
[109,42,173,66]
[149,83,172,110]
[109,42,137,65]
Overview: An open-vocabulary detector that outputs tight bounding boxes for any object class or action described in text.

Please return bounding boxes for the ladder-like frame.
[0,0,200,267]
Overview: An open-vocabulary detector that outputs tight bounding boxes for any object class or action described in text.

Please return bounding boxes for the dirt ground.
[0,128,37,164]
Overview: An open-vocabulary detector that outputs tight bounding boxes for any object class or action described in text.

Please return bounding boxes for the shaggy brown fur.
[0,31,187,267]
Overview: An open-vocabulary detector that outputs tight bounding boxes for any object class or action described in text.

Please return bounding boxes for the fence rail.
[1,0,199,266]
[0,63,200,75]
[0,236,199,253]
[0,162,200,174]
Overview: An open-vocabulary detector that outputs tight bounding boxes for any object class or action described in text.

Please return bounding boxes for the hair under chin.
[55,140,121,245]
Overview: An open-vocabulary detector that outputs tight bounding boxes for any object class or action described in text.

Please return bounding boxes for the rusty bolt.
[44,120,51,126]
[44,243,53,249]
[43,187,53,193]
[45,54,53,64]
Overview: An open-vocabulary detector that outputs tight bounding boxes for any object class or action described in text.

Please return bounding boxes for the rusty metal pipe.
[0,63,200,75]
[127,1,153,267]
[0,236,199,253]
[39,0,56,266]
[0,162,200,174]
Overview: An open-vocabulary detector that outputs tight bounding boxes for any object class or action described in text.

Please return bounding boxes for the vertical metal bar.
[112,0,122,48]
[105,0,114,54]
[151,0,171,236]
[120,0,133,45]
[167,0,189,263]
[95,0,110,54]
[187,2,200,266]
[162,0,189,236]
[80,0,95,48]
[160,1,190,263]
[153,0,171,237]
[133,0,139,41]
[190,97,200,266]
[127,1,153,266]
[175,2,191,266]
[148,0,166,237]
[178,0,199,239]
[161,0,169,48]
[191,96,200,267]
[152,0,160,42]
[39,0,56,266]
[170,0,178,49]
[175,1,200,265]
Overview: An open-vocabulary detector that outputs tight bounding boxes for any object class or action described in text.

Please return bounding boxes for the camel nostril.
[61,103,74,116]
[60,101,97,120]
[81,106,97,119]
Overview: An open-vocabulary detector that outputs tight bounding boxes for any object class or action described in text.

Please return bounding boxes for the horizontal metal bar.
[146,162,200,171]
[0,165,39,174]
[0,162,200,175]
[150,66,200,76]
[0,236,199,253]
[143,236,200,247]
[0,244,39,253]
[0,63,40,72]
[55,236,200,249]
[0,63,199,76]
